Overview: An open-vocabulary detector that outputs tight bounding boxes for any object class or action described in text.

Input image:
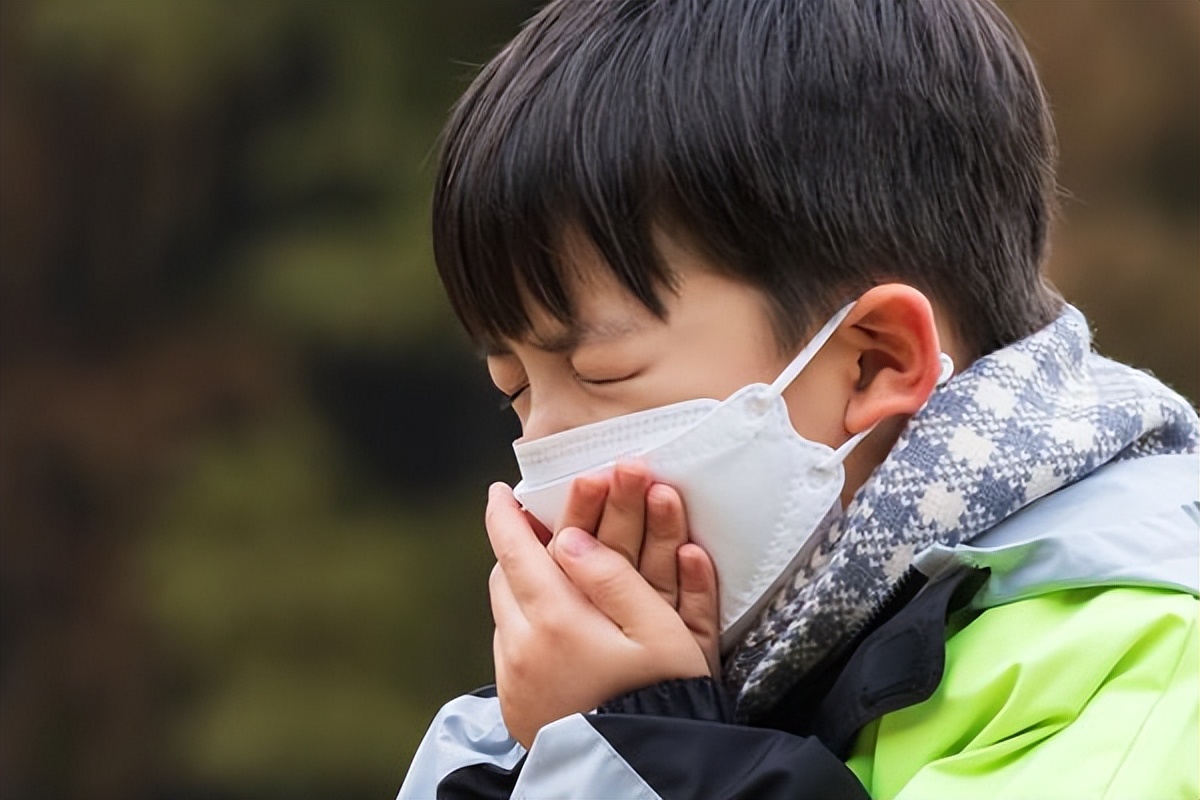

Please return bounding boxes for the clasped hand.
[486,463,720,749]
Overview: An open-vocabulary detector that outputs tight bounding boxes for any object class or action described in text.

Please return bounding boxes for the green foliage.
[8,1,532,795]
[142,405,495,792]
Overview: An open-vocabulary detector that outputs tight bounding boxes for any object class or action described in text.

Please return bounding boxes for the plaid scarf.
[726,304,1200,717]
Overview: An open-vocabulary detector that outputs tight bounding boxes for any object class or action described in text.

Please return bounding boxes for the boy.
[400,0,1199,797]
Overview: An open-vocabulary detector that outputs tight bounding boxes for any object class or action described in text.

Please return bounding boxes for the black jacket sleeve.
[402,677,868,799]
[589,677,869,800]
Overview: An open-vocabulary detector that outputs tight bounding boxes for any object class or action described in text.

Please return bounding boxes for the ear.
[840,284,945,434]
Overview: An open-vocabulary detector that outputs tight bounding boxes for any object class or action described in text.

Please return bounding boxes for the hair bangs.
[435,0,1063,359]
[432,0,678,352]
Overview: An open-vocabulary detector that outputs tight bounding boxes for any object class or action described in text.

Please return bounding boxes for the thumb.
[552,527,666,631]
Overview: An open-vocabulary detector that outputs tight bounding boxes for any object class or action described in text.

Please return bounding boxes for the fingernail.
[647,483,674,507]
[557,527,596,557]
[576,474,606,497]
[616,460,649,483]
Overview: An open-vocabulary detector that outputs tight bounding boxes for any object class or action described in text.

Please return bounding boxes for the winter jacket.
[397,452,1199,799]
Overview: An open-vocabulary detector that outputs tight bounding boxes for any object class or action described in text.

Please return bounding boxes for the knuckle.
[608,490,641,516]
[647,503,684,541]
[488,529,520,565]
[609,540,639,565]
[535,604,570,637]
[505,649,531,682]
[587,564,628,605]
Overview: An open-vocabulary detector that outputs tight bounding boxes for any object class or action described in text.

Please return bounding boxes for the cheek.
[646,333,788,406]
[781,364,849,447]
[638,359,772,408]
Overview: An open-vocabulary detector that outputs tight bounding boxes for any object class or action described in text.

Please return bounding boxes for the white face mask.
[512,302,953,652]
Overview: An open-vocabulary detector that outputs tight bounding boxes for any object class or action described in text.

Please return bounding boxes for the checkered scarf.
[726,304,1200,717]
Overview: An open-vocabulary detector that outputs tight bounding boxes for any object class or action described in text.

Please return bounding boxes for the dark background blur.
[0,1,1195,798]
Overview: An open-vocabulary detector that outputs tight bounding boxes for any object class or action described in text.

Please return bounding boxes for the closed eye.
[496,370,641,411]
[574,369,642,387]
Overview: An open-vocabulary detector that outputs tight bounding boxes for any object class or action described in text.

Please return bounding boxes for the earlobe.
[841,284,945,434]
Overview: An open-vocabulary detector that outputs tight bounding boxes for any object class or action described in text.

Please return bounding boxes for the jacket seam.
[514,714,658,800]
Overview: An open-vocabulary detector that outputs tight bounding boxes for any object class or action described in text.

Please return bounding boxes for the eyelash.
[498,385,528,411]
[496,373,629,411]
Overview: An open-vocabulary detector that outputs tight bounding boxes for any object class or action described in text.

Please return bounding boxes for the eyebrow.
[482,315,647,357]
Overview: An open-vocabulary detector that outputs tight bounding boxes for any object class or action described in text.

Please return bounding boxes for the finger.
[486,482,567,607]
[640,483,687,608]
[492,626,506,690]
[553,526,668,632]
[487,562,528,631]
[489,565,524,695]
[558,473,609,534]
[524,510,553,547]
[678,543,721,678]
[595,462,651,567]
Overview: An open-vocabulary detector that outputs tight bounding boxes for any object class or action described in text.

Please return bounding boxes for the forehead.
[483,260,658,356]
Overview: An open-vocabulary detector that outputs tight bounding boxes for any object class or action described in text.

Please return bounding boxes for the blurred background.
[0,1,1195,797]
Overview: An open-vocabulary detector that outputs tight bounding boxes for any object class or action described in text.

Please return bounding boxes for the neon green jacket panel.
[846,586,1199,800]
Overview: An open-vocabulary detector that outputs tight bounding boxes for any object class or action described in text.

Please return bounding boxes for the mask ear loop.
[768,302,857,395]
[819,351,956,470]
[937,352,955,385]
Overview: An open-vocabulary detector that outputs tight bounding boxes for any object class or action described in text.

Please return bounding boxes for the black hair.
[433,0,1063,357]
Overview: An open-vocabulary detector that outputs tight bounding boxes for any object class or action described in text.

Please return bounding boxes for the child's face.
[486,231,850,447]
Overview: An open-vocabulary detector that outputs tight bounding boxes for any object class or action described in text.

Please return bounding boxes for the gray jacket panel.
[913,453,1199,606]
